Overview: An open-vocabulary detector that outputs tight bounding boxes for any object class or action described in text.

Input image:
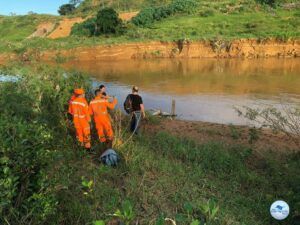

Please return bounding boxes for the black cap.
[99,85,105,90]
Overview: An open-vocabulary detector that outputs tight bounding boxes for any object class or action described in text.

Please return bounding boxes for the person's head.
[132,86,139,94]
[95,89,101,96]
[74,88,85,97]
[99,85,106,93]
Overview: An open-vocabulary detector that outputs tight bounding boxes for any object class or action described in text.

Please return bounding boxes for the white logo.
[270,200,289,220]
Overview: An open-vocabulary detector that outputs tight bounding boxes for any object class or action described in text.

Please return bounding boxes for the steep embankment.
[47,17,86,39]
[45,12,137,39]
[39,39,299,60]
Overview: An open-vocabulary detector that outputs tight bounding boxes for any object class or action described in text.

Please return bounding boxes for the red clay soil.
[40,39,300,60]
[28,22,55,38]
[47,17,85,39]
[119,11,139,21]
[144,119,299,155]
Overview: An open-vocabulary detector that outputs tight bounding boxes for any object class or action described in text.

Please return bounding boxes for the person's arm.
[88,103,93,116]
[106,97,118,109]
[140,103,145,118]
[83,100,91,122]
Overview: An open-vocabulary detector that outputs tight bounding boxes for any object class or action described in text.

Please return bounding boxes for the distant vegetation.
[0,0,299,53]
[71,8,123,36]
[58,4,76,15]
[132,0,197,26]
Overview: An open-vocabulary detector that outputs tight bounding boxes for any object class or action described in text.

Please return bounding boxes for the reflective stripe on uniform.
[73,114,86,118]
[94,112,107,115]
[72,101,87,107]
[90,100,107,104]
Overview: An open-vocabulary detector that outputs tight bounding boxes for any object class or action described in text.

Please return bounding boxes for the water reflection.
[64,58,300,125]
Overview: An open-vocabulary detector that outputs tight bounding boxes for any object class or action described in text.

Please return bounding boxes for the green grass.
[0,6,300,52]
[0,14,58,42]
[1,62,299,224]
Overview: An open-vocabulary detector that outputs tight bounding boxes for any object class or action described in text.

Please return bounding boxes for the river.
[64,58,300,125]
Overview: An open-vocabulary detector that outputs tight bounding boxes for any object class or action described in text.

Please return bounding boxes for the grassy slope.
[0,15,58,42]
[0,1,299,53]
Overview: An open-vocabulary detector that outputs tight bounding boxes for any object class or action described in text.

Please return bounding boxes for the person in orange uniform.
[89,89,117,144]
[70,88,91,149]
[68,89,77,115]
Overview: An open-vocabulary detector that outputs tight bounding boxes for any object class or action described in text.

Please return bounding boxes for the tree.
[69,0,82,6]
[95,8,123,34]
[58,4,75,15]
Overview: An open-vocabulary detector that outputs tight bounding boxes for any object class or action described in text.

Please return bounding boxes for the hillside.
[0,0,299,55]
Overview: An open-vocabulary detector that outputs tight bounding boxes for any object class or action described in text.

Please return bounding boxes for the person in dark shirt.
[129,86,145,134]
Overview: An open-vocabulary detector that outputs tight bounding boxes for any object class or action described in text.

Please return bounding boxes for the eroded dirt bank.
[40,39,299,61]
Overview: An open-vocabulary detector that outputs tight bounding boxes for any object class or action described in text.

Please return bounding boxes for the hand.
[142,112,146,119]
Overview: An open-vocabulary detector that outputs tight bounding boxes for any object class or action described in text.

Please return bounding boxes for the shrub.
[0,64,90,224]
[199,9,215,17]
[132,0,197,27]
[255,0,277,6]
[71,18,97,36]
[58,4,75,15]
[132,7,156,26]
[96,7,123,35]
[168,0,197,14]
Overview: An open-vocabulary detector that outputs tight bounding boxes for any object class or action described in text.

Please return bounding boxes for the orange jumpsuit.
[68,95,76,115]
[70,97,91,148]
[89,97,117,143]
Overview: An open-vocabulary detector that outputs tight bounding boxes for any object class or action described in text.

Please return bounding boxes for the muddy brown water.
[64,58,300,125]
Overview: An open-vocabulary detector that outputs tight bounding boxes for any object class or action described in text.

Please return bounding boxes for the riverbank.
[1,62,299,224]
[0,38,299,63]
[144,118,299,155]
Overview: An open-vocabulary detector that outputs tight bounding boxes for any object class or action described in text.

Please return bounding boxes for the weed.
[229,124,241,140]
[248,127,260,144]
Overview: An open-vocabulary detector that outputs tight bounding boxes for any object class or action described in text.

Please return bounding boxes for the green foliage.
[113,200,135,224]
[93,220,105,225]
[199,200,219,223]
[96,7,123,35]
[199,9,215,17]
[58,4,76,15]
[0,63,90,224]
[1,62,300,225]
[255,0,276,6]
[132,0,197,26]
[71,8,124,36]
[248,127,260,144]
[71,17,97,36]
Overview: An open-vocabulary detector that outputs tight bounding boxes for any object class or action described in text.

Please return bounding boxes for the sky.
[0,0,70,16]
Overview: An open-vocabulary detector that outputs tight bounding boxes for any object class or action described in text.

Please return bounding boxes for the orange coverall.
[68,95,76,115]
[70,97,91,148]
[89,97,117,143]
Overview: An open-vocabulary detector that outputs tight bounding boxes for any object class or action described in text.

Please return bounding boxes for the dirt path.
[28,22,55,38]
[47,17,85,39]
[145,119,299,155]
[119,11,139,21]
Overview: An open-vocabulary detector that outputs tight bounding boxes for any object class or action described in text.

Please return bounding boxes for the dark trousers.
[130,111,141,135]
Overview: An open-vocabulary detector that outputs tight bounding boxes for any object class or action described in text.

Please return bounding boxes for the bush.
[95,7,123,35]
[71,18,97,36]
[0,63,90,224]
[255,0,276,6]
[132,0,197,27]
[58,4,75,15]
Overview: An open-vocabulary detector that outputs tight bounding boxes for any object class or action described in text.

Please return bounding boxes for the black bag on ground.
[123,94,133,114]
